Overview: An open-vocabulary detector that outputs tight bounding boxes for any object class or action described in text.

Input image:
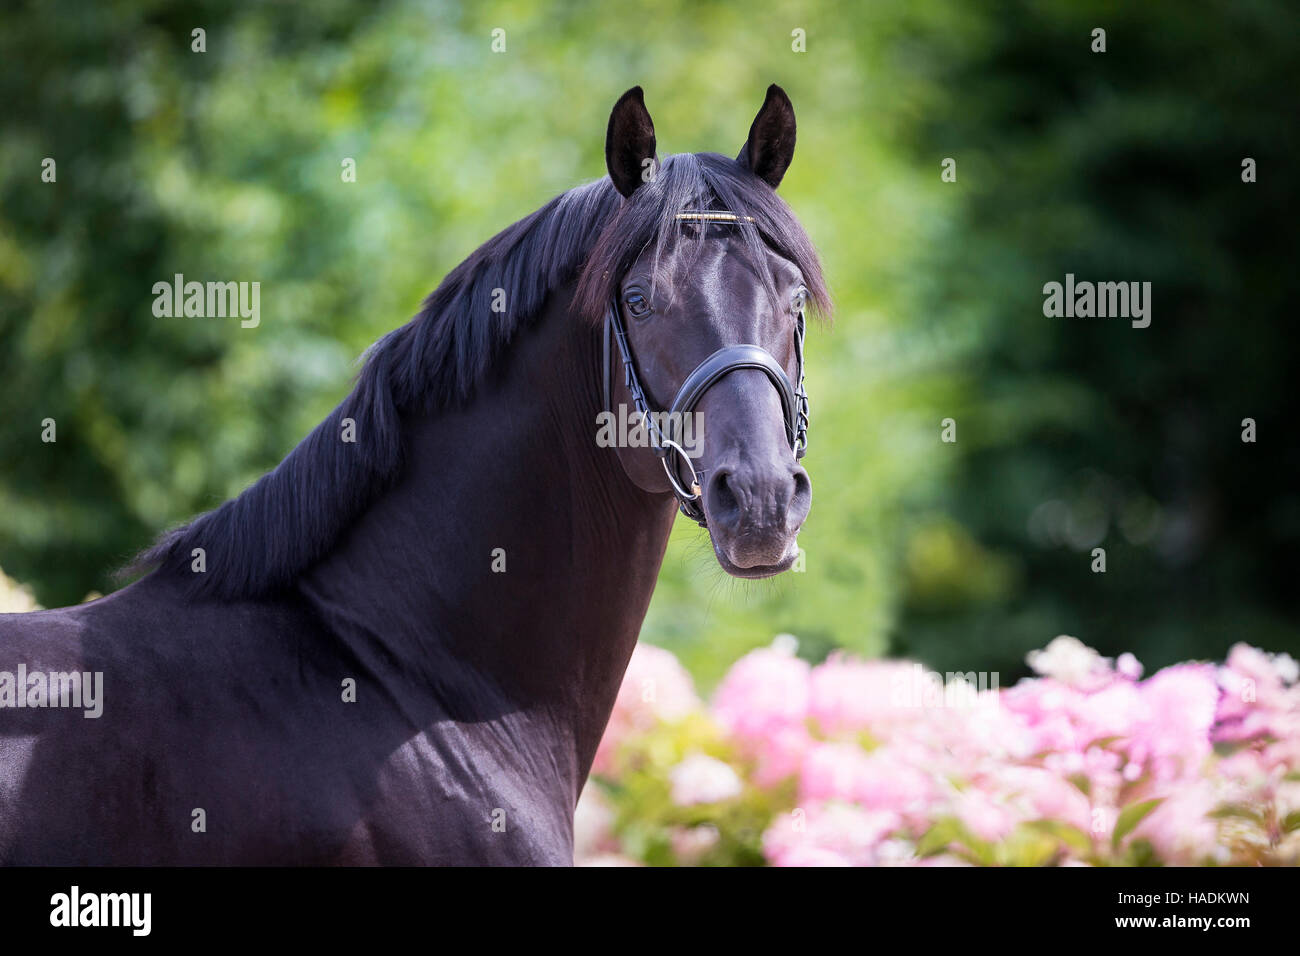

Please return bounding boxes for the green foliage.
[885,0,1300,678]
[593,711,787,866]
[1111,798,1162,850]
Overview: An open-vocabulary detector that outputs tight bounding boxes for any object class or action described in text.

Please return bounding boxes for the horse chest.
[322,722,576,865]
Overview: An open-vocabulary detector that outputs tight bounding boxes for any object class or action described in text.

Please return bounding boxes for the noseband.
[602,211,810,527]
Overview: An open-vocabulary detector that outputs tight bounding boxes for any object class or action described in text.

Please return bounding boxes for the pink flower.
[762,803,901,867]
[808,655,920,736]
[995,766,1093,833]
[1215,644,1300,754]
[670,825,721,864]
[929,696,1038,764]
[1216,749,1270,788]
[1004,654,1221,786]
[767,844,853,867]
[1002,679,1089,752]
[1116,653,1145,681]
[916,854,974,867]
[579,854,643,867]
[799,744,936,824]
[1133,782,1221,864]
[952,788,1017,843]
[593,643,699,775]
[573,786,618,862]
[1076,680,1145,741]
[668,754,744,806]
[713,642,812,785]
[1127,664,1219,782]
[751,725,815,787]
[1225,643,1299,687]
[713,643,810,737]
[799,742,874,803]
[591,633,1300,866]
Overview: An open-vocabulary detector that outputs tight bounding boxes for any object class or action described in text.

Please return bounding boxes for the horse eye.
[624,291,651,318]
[792,288,809,312]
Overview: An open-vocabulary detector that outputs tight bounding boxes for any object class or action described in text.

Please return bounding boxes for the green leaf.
[915,817,965,857]
[915,816,994,862]
[1025,819,1094,855]
[1213,740,1248,758]
[1125,839,1162,868]
[1209,803,1265,824]
[1112,798,1164,850]
[1000,824,1061,866]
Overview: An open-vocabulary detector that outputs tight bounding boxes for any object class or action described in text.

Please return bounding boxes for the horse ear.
[605,86,658,198]
[737,84,796,189]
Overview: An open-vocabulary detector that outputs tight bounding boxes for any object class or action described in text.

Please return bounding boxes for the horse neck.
[297,285,678,778]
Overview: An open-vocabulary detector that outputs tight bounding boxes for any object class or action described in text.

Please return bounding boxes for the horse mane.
[129,152,830,600]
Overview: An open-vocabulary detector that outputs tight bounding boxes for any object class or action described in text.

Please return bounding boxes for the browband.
[674,211,757,223]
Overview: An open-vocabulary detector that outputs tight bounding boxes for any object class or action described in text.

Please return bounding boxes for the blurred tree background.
[1,0,1295,687]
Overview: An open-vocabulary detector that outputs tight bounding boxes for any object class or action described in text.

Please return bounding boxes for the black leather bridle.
[602,210,810,527]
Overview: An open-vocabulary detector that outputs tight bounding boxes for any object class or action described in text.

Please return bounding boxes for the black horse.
[0,86,829,864]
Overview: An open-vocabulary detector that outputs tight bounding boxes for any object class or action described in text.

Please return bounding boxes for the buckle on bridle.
[658,437,702,502]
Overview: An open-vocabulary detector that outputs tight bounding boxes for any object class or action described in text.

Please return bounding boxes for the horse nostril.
[707,465,811,534]
[706,468,742,526]
[788,467,812,529]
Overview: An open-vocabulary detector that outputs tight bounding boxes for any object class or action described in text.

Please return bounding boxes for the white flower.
[1272,653,1299,685]
[1026,635,1113,689]
[669,753,744,806]
[771,633,800,656]
[1116,652,1145,680]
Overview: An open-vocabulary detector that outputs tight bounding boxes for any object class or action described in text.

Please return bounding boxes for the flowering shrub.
[578,636,1300,866]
